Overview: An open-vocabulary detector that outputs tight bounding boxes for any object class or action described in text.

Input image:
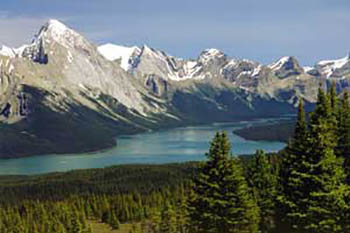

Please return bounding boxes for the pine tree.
[305,87,347,232]
[309,86,338,151]
[188,131,260,233]
[338,91,350,183]
[330,81,338,113]
[247,150,278,233]
[280,88,347,233]
[279,98,311,230]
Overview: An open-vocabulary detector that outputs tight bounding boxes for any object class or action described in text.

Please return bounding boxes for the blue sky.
[0,0,349,66]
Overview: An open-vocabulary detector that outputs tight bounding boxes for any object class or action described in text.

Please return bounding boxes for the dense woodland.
[233,119,295,142]
[1,83,350,233]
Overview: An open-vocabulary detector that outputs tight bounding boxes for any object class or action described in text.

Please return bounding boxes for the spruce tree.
[188,131,259,233]
[279,98,311,230]
[338,91,350,182]
[330,81,338,113]
[280,88,348,233]
[309,86,338,151]
[247,150,278,233]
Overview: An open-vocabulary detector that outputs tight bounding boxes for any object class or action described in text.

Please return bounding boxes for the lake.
[0,118,287,175]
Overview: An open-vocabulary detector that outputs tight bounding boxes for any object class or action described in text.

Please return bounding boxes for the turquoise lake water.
[0,118,287,175]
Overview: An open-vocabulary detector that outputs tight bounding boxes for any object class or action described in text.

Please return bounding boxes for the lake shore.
[0,118,287,175]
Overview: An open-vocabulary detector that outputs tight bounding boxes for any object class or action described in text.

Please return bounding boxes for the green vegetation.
[233,119,295,142]
[188,132,259,233]
[1,84,350,232]
[279,84,350,233]
[247,150,278,233]
[0,164,194,233]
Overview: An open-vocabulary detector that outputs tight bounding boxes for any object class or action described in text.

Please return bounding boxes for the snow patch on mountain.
[167,60,204,81]
[0,46,16,57]
[268,56,291,70]
[303,66,314,73]
[199,48,225,63]
[317,55,350,78]
[183,61,202,78]
[0,45,29,58]
[98,43,140,71]
[251,65,263,77]
[14,45,28,57]
[318,56,349,68]
[226,59,238,67]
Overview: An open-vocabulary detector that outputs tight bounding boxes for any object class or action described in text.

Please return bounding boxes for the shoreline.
[0,115,287,160]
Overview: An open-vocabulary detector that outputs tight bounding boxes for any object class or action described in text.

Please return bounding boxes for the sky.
[0,0,349,66]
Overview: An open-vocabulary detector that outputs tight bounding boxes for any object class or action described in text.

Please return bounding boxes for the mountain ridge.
[0,19,349,158]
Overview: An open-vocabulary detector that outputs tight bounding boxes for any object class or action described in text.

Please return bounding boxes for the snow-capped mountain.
[315,55,350,78]
[268,56,303,79]
[0,19,349,158]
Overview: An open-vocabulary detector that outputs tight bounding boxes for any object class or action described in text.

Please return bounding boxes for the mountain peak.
[39,19,72,39]
[32,19,85,49]
[269,56,297,70]
[201,48,224,57]
[268,56,302,78]
[46,19,69,33]
[199,48,226,63]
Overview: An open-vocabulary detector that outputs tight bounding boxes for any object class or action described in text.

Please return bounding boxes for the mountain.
[315,54,350,78]
[0,19,348,158]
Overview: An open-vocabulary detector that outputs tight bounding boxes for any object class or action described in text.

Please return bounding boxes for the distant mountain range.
[0,19,349,158]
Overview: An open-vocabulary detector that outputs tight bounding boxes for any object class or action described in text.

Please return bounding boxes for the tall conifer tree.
[247,150,278,233]
[281,88,347,233]
[188,132,259,233]
[338,91,350,182]
[306,86,345,232]
[279,98,311,231]
[330,81,338,113]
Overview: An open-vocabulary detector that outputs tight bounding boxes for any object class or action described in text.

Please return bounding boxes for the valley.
[0,20,348,158]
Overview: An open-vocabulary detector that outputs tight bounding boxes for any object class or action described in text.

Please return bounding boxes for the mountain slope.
[0,19,349,158]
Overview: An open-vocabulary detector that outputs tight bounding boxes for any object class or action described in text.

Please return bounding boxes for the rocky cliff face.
[0,19,349,158]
